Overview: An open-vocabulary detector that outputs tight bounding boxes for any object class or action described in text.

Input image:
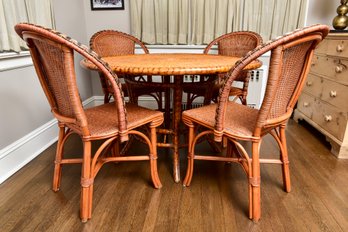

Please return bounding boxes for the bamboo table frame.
[82,53,262,183]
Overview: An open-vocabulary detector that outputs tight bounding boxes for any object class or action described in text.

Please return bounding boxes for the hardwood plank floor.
[0,119,347,231]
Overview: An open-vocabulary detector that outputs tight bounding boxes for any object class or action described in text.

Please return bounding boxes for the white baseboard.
[0,119,58,184]
[0,96,96,184]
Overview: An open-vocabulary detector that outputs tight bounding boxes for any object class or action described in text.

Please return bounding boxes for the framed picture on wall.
[90,0,124,10]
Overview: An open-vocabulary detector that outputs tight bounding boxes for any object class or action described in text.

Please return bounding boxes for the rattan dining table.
[81,53,262,183]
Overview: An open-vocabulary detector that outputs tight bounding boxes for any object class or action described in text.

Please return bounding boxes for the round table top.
[81,53,262,75]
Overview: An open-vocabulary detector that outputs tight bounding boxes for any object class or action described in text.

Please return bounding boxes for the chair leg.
[104,93,110,103]
[279,125,291,192]
[53,125,65,192]
[186,92,194,110]
[164,84,171,128]
[183,124,195,186]
[250,141,261,222]
[149,126,162,189]
[226,139,237,159]
[80,141,93,222]
[222,137,228,148]
[158,92,163,111]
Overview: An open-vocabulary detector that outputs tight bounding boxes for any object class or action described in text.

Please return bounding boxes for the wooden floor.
[1,119,348,231]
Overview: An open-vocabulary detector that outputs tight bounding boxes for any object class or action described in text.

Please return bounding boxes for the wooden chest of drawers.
[294,33,348,159]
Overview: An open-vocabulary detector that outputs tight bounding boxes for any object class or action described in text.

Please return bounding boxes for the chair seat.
[84,103,163,138]
[210,85,244,100]
[182,102,258,138]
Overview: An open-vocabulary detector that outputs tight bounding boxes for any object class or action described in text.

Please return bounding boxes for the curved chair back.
[204,31,262,83]
[214,25,329,141]
[15,23,128,141]
[203,31,263,105]
[89,30,150,103]
[204,31,263,57]
[90,30,149,56]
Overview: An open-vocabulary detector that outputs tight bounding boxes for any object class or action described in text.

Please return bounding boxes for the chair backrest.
[213,24,329,141]
[204,31,263,57]
[204,31,262,82]
[15,23,128,141]
[89,30,149,56]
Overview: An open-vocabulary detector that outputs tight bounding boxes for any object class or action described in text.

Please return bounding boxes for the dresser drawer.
[296,33,348,158]
[312,101,348,141]
[297,93,316,119]
[315,38,328,55]
[321,78,348,109]
[327,39,348,58]
[302,73,323,98]
[311,55,348,85]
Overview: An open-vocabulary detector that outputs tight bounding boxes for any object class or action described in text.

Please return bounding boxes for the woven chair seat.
[83,103,163,138]
[15,23,164,222]
[183,102,258,138]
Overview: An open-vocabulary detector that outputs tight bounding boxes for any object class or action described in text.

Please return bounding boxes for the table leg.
[172,75,182,183]
[164,76,171,129]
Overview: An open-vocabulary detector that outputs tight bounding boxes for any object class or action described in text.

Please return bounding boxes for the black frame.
[90,0,124,11]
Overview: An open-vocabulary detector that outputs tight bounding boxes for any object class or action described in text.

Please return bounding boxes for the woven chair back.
[90,30,149,56]
[204,31,263,82]
[265,40,314,121]
[214,25,329,140]
[15,23,127,138]
[218,33,262,57]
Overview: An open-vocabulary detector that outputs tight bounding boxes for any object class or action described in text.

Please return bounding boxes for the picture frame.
[90,0,124,11]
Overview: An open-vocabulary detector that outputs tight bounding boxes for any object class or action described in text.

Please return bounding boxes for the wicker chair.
[90,30,166,109]
[184,31,263,108]
[182,24,329,221]
[15,23,164,222]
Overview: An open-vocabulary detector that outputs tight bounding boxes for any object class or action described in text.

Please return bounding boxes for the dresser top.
[327,32,348,39]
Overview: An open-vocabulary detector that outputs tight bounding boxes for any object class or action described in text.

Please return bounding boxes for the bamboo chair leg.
[80,141,92,223]
[251,141,261,222]
[53,126,65,192]
[158,92,163,112]
[150,126,162,189]
[104,93,110,103]
[87,184,94,219]
[222,137,228,148]
[226,139,238,161]
[110,139,120,158]
[183,125,195,186]
[279,125,291,192]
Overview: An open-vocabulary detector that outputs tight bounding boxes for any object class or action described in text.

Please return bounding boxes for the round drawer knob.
[324,115,332,122]
[306,81,313,86]
[330,90,337,97]
[303,102,309,107]
[336,65,344,73]
[337,44,344,52]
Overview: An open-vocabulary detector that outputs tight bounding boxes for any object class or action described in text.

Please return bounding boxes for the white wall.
[0,1,92,150]
[0,0,94,183]
[83,0,131,96]
[0,66,52,148]
[53,0,93,101]
[306,0,336,28]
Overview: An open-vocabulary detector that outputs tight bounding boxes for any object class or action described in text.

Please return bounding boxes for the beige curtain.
[130,0,308,44]
[0,0,55,52]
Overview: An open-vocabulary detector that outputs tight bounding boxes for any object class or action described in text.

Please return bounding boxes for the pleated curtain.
[130,0,308,44]
[0,0,55,52]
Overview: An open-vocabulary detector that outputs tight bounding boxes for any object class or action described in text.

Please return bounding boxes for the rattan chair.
[90,30,166,109]
[184,31,263,109]
[15,23,164,222]
[182,24,329,222]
